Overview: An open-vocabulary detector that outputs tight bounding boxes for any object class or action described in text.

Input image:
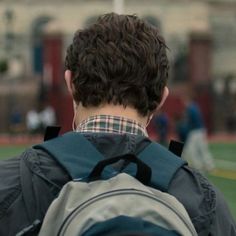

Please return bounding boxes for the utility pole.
[113,0,124,14]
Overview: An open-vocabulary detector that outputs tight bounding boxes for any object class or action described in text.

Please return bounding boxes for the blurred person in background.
[26,103,56,135]
[0,13,235,236]
[174,113,189,143]
[26,108,41,134]
[153,110,169,146]
[39,103,56,130]
[182,94,215,173]
[9,107,24,134]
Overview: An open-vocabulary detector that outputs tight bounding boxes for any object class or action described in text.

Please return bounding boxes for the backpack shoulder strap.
[139,142,186,191]
[34,132,186,191]
[168,140,184,157]
[34,132,115,180]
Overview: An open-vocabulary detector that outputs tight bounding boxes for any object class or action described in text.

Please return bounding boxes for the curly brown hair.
[65,13,169,116]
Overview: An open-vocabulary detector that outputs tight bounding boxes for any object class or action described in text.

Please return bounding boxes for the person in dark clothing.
[0,13,235,236]
[182,100,215,172]
[153,111,169,146]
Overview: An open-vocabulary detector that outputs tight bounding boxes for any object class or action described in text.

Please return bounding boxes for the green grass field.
[0,142,235,220]
[208,143,236,220]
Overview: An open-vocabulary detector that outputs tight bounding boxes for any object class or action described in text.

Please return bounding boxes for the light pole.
[113,0,124,14]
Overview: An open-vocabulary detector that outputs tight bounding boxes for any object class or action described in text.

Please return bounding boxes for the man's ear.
[157,86,169,110]
[64,70,73,95]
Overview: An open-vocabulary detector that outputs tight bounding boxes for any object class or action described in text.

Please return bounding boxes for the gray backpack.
[35,132,197,236]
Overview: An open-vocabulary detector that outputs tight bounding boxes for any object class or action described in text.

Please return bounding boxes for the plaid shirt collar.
[76,115,148,137]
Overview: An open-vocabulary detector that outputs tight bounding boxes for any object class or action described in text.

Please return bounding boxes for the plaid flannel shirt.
[76,115,148,137]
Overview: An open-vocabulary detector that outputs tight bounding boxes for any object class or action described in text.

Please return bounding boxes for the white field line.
[215,159,236,171]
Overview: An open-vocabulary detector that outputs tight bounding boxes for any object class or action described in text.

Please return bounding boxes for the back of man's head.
[65,13,169,117]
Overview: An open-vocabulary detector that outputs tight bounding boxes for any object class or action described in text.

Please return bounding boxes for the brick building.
[0,0,236,133]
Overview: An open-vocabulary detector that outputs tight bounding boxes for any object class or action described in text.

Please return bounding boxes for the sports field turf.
[0,142,235,220]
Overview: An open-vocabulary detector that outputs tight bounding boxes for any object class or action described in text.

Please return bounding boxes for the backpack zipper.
[57,188,196,236]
